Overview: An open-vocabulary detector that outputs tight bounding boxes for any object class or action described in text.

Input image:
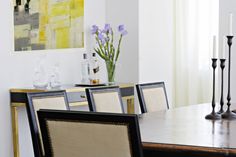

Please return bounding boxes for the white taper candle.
[229,13,233,36]
[221,37,226,59]
[213,36,217,58]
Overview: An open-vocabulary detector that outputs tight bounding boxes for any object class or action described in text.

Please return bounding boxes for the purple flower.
[102,24,111,33]
[98,33,106,45]
[98,33,104,40]
[121,30,128,36]
[92,24,128,51]
[118,25,128,36]
[91,25,99,34]
[102,40,106,45]
[118,25,125,32]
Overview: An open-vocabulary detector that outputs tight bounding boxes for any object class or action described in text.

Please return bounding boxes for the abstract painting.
[13,0,84,51]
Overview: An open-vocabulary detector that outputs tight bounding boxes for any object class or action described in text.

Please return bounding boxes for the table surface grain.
[139,103,236,151]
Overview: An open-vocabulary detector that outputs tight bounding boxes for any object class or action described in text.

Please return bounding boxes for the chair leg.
[127,97,135,114]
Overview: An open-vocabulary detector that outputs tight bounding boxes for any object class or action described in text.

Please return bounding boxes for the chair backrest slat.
[26,90,70,157]
[136,82,169,113]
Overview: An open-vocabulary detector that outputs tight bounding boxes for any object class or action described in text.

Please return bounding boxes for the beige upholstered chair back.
[38,110,143,157]
[26,91,69,157]
[136,82,169,113]
[32,96,68,126]
[143,87,168,112]
[47,121,131,157]
[86,86,125,113]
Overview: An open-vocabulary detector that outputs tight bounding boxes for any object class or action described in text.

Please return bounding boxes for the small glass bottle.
[49,63,61,88]
[90,53,100,84]
[33,57,48,89]
[81,53,90,84]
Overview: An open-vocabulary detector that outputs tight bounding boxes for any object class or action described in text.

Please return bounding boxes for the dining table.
[138,103,236,157]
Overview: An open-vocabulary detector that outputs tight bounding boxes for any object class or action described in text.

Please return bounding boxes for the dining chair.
[136,82,169,113]
[26,90,70,157]
[37,109,143,157]
[85,86,125,113]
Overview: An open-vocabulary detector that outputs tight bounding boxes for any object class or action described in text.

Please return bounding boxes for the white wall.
[139,0,174,105]
[219,0,236,103]
[0,0,176,156]
[105,0,139,83]
[105,0,139,113]
[0,0,106,156]
[106,0,174,109]
[106,0,175,107]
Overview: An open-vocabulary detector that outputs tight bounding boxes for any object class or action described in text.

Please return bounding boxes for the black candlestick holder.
[222,36,236,119]
[217,59,226,114]
[205,58,221,120]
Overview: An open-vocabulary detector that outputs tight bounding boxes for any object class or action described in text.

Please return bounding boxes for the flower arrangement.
[91,24,128,83]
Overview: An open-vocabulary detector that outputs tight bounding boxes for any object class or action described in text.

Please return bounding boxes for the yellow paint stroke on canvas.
[50,2,70,17]
[13,0,84,51]
[39,0,48,43]
[70,0,84,19]
[38,0,84,49]
[56,28,70,48]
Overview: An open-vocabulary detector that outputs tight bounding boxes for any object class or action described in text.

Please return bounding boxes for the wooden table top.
[139,103,236,154]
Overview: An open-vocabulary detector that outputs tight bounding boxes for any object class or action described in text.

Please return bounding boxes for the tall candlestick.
[221,36,236,119]
[213,36,217,58]
[229,13,233,36]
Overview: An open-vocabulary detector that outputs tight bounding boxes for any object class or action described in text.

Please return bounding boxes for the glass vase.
[33,58,48,89]
[106,60,116,84]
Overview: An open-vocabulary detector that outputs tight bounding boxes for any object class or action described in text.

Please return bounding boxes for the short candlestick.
[205,59,221,120]
[221,36,236,119]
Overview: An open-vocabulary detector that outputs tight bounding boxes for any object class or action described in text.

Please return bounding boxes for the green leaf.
[115,34,123,61]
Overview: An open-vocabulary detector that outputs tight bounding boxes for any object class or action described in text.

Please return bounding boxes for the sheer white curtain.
[174,0,219,106]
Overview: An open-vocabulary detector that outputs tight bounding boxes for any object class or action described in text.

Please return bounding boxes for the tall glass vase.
[106,60,116,84]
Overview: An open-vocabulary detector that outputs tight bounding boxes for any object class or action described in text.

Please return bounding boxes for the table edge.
[142,142,236,155]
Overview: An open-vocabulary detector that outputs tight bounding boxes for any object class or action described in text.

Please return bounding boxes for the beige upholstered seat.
[136,82,169,113]
[86,86,125,113]
[26,91,69,157]
[38,110,143,157]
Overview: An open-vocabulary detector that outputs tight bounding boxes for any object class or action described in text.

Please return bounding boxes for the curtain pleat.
[174,0,219,106]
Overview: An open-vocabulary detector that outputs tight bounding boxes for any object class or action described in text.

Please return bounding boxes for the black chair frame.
[37,109,143,157]
[136,82,169,113]
[85,86,125,113]
[26,90,70,157]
